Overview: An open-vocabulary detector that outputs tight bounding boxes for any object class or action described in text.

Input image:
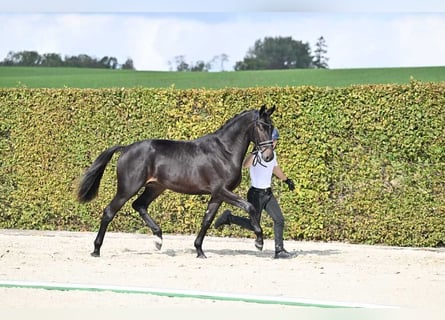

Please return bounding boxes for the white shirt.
[249,151,277,189]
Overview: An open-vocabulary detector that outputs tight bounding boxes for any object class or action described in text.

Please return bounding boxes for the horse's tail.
[77,145,124,203]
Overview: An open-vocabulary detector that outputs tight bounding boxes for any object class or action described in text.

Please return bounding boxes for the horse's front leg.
[219,188,264,250]
[194,197,222,258]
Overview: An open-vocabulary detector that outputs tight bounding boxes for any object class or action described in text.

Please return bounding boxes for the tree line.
[168,54,230,72]
[235,35,328,70]
[170,36,329,72]
[0,51,135,70]
[1,35,328,72]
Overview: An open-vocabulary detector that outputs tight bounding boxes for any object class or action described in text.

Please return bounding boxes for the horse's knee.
[101,207,115,223]
[202,212,214,226]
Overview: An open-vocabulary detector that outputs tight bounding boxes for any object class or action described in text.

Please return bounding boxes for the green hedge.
[1,82,444,246]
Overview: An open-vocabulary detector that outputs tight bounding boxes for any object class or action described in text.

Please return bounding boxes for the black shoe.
[254,238,264,251]
[274,249,293,259]
[214,210,232,229]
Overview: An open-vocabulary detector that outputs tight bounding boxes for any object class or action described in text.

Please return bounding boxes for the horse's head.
[251,105,276,162]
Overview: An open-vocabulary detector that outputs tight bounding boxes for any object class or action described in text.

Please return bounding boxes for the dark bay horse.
[78,106,276,258]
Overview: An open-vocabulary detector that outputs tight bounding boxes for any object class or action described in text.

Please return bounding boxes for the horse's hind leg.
[132,184,166,250]
[92,166,146,257]
[92,192,133,257]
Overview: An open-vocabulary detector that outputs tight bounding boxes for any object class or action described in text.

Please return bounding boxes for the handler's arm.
[273,165,288,181]
[274,164,295,191]
[243,153,255,168]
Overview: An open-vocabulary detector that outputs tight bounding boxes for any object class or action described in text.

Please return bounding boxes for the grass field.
[0,66,444,89]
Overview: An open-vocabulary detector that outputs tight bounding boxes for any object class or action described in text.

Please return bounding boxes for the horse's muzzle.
[261,148,274,162]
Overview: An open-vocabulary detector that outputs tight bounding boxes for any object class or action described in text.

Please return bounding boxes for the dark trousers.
[230,187,285,251]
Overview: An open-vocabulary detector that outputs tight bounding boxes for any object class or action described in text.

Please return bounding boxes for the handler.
[215,128,295,259]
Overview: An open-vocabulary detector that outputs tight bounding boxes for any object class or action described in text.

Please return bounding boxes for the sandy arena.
[0,229,444,319]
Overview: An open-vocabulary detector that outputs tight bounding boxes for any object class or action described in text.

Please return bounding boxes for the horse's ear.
[266,106,276,116]
[259,105,267,116]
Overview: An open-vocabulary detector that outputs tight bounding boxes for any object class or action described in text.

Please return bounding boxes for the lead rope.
[252,149,265,167]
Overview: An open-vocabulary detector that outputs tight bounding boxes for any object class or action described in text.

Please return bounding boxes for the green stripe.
[0,281,394,309]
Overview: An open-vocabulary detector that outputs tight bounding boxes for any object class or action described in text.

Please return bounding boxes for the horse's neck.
[217,114,252,162]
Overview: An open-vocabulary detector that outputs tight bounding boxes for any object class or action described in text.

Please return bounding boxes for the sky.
[1,0,445,71]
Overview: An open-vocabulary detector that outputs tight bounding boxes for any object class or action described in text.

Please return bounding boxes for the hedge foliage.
[1,81,444,246]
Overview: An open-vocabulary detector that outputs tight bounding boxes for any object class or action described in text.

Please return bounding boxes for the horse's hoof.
[91,251,100,257]
[154,236,162,250]
[196,252,207,259]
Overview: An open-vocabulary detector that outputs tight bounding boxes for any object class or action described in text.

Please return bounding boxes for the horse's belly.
[169,184,211,195]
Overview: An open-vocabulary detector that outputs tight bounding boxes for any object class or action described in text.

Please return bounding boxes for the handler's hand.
[284,178,295,191]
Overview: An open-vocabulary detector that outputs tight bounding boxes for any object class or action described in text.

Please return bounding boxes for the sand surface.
[0,229,444,318]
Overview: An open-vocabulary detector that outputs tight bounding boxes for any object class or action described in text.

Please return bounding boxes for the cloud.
[392,15,445,67]
[322,14,445,68]
[1,13,445,71]
[2,0,445,13]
